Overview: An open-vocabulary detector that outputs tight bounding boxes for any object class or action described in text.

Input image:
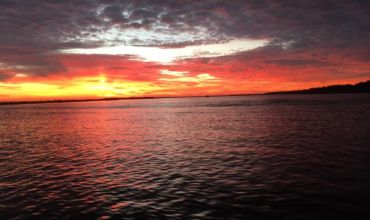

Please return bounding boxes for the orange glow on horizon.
[1,49,370,102]
[0,75,163,101]
[1,72,367,102]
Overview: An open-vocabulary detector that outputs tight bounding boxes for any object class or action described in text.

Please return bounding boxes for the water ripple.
[1,94,370,219]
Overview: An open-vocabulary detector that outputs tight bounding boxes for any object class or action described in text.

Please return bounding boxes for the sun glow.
[89,74,115,97]
[0,75,161,101]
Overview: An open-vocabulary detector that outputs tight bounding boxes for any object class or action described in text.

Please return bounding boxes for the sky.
[0,0,370,101]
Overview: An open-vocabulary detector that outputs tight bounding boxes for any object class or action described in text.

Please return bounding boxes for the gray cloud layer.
[0,0,369,79]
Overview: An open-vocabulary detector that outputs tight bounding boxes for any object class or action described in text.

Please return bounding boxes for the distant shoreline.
[1,92,370,106]
[0,94,256,106]
[266,80,370,95]
[0,96,166,106]
[1,80,369,106]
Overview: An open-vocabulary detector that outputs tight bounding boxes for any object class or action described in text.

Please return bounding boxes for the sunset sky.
[0,0,370,101]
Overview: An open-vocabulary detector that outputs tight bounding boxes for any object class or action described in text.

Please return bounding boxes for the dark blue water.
[1,94,370,219]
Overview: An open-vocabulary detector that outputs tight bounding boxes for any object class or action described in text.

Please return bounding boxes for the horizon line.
[0,93,265,106]
[2,79,369,106]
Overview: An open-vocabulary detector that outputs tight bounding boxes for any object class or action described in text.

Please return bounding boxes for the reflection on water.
[1,94,370,219]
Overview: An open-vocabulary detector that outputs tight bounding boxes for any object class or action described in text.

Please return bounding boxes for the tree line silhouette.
[267,80,370,94]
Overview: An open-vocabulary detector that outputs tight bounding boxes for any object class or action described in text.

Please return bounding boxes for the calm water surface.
[1,94,370,219]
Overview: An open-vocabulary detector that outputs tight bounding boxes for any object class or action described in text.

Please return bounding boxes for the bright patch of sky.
[160,70,187,76]
[159,70,220,85]
[61,38,269,63]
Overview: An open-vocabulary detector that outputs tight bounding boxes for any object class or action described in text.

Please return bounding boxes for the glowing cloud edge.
[60,39,269,63]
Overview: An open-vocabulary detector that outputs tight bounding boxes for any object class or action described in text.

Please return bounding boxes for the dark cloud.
[2,0,368,48]
[0,0,369,78]
[264,59,332,67]
[107,67,127,70]
[0,52,67,76]
[0,72,12,81]
[354,51,370,62]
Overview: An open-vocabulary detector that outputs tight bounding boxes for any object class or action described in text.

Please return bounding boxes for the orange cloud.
[1,46,370,101]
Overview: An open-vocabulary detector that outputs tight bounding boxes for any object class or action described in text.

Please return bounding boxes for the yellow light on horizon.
[0,75,161,101]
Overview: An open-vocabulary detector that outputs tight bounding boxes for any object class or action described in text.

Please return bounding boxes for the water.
[1,94,370,220]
